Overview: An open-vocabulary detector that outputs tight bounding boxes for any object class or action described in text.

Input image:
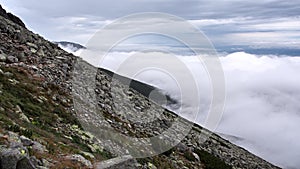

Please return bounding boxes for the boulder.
[3,71,13,77]
[147,162,158,169]
[29,156,43,167]
[15,105,30,123]
[0,147,30,169]
[16,157,36,169]
[26,42,38,49]
[7,131,22,148]
[7,55,18,63]
[65,154,92,168]
[0,53,6,62]
[37,49,45,57]
[192,152,200,161]
[20,136,34,146]
[32,142,47,154]
[16,52,26,62]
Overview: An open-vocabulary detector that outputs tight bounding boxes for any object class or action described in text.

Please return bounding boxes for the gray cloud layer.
[5,0,300,19]
[0,0,299,47]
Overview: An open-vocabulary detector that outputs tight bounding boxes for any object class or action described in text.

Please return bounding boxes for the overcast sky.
[1,0,300,49]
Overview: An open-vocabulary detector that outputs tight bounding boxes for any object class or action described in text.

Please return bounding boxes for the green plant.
[96,149,114,160]
[8,124,20,132]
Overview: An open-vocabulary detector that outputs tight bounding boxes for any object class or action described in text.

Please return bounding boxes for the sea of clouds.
[66,45,300,169]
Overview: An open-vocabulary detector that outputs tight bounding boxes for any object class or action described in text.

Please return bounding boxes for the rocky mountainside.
[0,5,281,169]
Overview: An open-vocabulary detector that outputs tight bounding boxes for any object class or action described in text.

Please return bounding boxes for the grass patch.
[0,66,113,163]
[7,124,33,138]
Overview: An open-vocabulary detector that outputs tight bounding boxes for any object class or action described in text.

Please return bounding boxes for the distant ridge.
[55,41,86,52]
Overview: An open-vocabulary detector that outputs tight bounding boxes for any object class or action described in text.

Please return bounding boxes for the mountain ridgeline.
[0,5,281,169]
[0,5,25,28]
[54,41,86,52]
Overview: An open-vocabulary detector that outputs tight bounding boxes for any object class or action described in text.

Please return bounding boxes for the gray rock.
[30,48,37,53]
[20,113,31,123]
[32,142,47,154]
[0,148,26,169]
[17,52,26,62]
[95,155,138,169]
[36,166,48,169]
[15,105,30,123]
[0,53,6,62]
[192,152,200,161]
[16,157,36,169]
[3,71,13,77]
[147,162,157,169]
[9,141,24,149]
[7,55,18,63]
[29,156,42,167]
[176,142,189,152]
[41,159,51,168]
[7,131,22,148]
[20,136,34,146]
[62,63,68,69]
[15,105,22,113]
[80,151,95,160]
[26,42,38,49]
[65,154,92,168]
[15,32,26,43]
[37,48,45,57]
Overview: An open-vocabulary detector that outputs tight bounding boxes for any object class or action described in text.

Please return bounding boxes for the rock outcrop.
[0,5,281,169]
[0,132,45,169]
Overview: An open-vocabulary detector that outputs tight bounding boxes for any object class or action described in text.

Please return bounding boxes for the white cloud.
[218,52,300,168]
[189,17,248,27]
[241,17,300,31]
[222,31,300,47]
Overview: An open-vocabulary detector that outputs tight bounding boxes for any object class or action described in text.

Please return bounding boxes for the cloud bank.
[219,52,300,169]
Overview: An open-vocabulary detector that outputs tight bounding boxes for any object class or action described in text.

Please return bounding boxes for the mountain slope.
[0,5,280,169]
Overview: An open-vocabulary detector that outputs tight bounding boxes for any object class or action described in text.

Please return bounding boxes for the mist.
[218,52,300,169]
